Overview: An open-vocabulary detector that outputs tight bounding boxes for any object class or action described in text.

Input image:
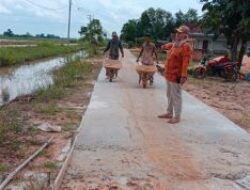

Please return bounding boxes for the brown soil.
[0,61,101,187]
[184,77,250,133]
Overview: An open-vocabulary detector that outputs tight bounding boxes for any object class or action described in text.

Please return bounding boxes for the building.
[190,33,229,61]
[191,33,228,54]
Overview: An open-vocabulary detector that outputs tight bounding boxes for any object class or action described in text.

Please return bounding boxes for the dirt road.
[61,50,250,190]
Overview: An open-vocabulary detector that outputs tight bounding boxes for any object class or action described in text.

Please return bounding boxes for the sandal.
[168,117,180,124]
[158,113,173,119]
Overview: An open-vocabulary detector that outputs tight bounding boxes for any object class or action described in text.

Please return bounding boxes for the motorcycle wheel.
[222,67,236,81]
[193,67,206,79]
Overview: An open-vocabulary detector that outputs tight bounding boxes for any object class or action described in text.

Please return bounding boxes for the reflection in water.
[0,51,85,105]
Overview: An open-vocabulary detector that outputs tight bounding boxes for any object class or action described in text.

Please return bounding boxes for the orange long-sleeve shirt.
[163,42,193,83]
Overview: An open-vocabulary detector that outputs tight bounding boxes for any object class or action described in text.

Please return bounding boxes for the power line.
[22,0,67,11]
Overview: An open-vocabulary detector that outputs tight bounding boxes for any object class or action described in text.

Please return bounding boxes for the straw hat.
[176,25,190,34]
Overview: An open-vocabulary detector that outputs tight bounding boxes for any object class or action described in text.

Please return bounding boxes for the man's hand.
[180,77,187,85]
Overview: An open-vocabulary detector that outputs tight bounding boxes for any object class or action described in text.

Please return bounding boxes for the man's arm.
[161,43,173,50]
[153,46,158,63]
[137,47,144,62]
[104,41,111,54]
[180,44,193,85]
[119,41,124,57]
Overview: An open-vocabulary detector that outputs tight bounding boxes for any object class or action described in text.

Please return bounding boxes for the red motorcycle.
[193,55,239,81]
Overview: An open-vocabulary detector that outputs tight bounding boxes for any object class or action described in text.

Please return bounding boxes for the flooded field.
[0,51,85,105]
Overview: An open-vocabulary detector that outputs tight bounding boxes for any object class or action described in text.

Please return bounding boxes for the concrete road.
[61,50,250,190]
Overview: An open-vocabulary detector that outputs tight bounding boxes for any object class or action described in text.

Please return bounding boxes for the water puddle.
[0,51,85,105]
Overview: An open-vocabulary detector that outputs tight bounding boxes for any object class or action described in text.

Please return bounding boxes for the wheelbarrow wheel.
[109,69,114,82]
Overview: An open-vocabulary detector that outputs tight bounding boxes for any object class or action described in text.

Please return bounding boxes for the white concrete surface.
[61,50,250,190]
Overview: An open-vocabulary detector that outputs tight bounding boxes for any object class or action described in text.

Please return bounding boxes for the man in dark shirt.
[104,32,124,60]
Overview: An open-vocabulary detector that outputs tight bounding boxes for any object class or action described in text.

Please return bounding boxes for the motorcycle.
[136,62,157,88]
[104,58,122,82]
[193,55,239,81]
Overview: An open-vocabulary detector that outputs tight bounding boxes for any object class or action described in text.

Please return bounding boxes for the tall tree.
[175,9,199,27]
[79,19,104,55]
[120,19,137,47]
[175,11,185,27]
[139,8,174,40]
[3,29,14,37]
[201,0,250,63]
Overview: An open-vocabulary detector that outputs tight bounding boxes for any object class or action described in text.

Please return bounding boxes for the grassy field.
[0,58,95,143]
[0,56,101,184]
[0,42,82,67]
[36,58,93,100]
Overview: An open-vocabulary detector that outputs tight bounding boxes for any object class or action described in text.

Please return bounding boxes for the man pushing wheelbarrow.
[103,32,124,82]
[136,33,159,88]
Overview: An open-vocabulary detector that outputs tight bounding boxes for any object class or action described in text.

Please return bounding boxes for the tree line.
[121,0,250,62]
[1,29,61,39]
[121,8,199,46]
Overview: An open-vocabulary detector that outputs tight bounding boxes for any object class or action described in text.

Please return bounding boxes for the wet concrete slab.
[61,50,250,189]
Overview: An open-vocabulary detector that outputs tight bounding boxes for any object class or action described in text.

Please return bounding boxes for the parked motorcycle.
[193,55,239,81]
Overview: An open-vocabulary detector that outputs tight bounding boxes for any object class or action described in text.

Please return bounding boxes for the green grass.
[0,163,9,175]
[44,160,58,170]
[35,59,93,100]
[34,104,61,115]
[0,110,22,144]
[62,123,75,132]
[0,42,82,67]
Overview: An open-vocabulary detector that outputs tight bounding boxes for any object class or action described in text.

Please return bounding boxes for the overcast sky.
[0,0,203,38]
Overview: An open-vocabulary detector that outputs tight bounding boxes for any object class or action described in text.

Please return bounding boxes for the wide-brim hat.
[176,25,190,34]
[144,33,152,37]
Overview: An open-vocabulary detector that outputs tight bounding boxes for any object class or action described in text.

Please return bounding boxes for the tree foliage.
[3,29,14,37]
[79,18,105,55]
[201,0,250,62]
[120,19,137,47]
[79,19,104,44]
[121,8,199,46]
[2,29,61,39]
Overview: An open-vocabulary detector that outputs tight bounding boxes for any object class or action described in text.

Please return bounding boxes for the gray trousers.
[166,80,182,118]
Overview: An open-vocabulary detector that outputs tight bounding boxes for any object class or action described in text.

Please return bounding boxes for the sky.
[0,0,203,38]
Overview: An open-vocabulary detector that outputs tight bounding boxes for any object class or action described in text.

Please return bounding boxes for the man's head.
[175,25,190,41]
[144,33,152,43]
[112,32,118,40]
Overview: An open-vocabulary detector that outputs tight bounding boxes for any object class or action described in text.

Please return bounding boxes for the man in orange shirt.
[158,25,193,124]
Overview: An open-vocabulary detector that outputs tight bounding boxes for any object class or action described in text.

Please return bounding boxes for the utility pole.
[67,0,72,42]
[87,15,92,46]
[87,14,92,23]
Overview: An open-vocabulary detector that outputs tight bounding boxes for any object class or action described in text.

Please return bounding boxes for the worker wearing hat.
[104,32,124,78]
[137,33,158,66]
[158,25,193,124]
[136,33,158,85]
[104,32,124,60]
